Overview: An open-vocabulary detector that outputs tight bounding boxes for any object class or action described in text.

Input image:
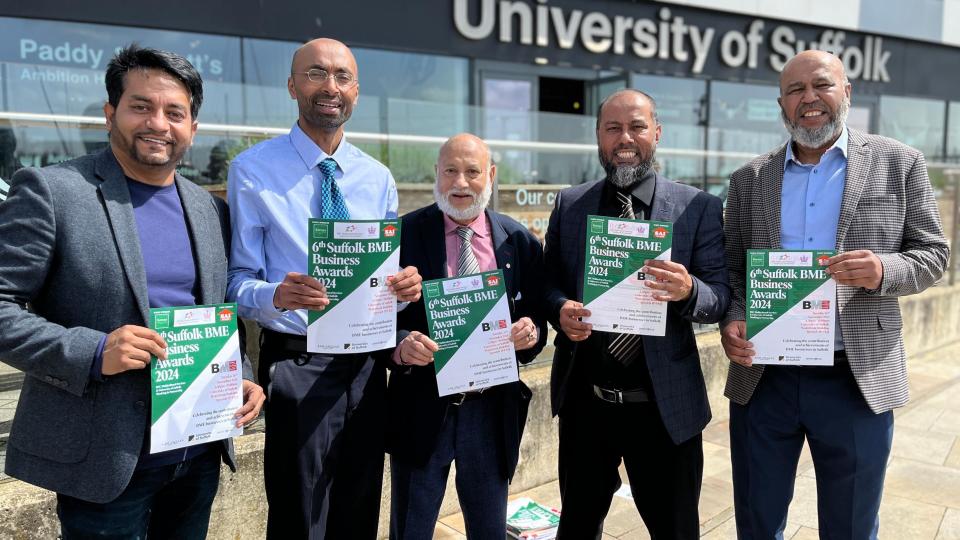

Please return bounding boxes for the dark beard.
[601,155,655,189]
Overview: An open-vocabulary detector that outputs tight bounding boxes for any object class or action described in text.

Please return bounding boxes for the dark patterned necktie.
[456,226,481,276]
[318,158,350,220]
[608,190,642,364]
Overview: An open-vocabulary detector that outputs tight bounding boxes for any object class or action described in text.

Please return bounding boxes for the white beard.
[434,181,493,222]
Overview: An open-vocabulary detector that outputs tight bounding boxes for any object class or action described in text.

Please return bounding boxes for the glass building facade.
[1,4,958,205]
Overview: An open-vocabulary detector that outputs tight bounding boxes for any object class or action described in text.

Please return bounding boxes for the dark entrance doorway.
[539,77,585,115]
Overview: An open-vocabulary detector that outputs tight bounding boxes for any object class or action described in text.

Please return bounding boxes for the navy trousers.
[260,336,386,540]
[390,394,509,540]
[730,361,893,540]
[57,449,221,540]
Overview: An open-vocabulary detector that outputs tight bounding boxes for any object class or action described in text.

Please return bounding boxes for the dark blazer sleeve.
[502,216,547,365]
[675,192,730,324]
[0,168,102,396]
[543,190,570,330]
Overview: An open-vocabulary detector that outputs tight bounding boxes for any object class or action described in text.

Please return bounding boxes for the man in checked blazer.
[721,50,950,539]
[0,46,264,538]
[545,90,730,539]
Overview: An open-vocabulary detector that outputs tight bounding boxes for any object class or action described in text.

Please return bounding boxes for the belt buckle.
[614,389,623,404]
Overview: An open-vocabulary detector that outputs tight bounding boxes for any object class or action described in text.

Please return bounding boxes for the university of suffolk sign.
[452,0,892,82]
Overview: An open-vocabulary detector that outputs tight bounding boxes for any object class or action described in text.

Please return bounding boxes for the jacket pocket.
[877,309,903,330]
[9,377,94,463]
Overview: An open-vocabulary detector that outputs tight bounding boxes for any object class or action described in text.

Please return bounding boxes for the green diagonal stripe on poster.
[425,270,508,373]
[307,219,400,316]
[746,249,835,338]
[581,215,673,335]
[149,303,238,423]
[582,215,673,305]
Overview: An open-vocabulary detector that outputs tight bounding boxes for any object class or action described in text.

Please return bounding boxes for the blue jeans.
[57,448,221,540]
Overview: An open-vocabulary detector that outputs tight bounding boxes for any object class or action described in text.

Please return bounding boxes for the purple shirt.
[94,178,207,469]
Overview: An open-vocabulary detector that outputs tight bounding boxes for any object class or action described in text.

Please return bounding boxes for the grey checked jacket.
[722,129,950,413]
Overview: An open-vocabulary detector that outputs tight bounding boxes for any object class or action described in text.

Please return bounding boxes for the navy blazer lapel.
[836,129,871,249]
[760,144,788,249]
[488,210,516,296]
[95,149,150,324]
[421,205,448,280]
[176,176,221,305]
[650,175,676,222]
[574,182,604,301]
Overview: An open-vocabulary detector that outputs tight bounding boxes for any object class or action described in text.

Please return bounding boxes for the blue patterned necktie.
[318,158,350,220]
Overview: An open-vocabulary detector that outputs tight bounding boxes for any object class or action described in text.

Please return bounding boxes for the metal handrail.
[0,111,761,159]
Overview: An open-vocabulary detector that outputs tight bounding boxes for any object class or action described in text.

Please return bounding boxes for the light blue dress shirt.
[227,122,399,335]
[780,127,848,350]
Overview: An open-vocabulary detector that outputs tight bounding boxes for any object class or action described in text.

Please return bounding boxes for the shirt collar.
[604,168,656,208]
[443,209,490,239]
[784,126,849,168]
[289,121,351,173]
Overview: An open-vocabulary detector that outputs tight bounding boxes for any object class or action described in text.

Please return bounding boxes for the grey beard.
[782,98,849,150]
[604,160,653,189]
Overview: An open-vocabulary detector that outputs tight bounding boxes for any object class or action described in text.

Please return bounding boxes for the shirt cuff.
[255,281,286,319]
[90,335,107,382]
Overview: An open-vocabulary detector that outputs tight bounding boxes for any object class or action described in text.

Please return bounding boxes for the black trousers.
[259,334,386,540]
[557,395,703,540]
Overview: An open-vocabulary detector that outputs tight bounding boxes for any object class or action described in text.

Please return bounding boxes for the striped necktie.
[318,158,350,220]
[456,226,481,276]
[608,190,642,365]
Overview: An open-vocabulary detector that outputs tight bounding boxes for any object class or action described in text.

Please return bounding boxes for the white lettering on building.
[453,0,891,82]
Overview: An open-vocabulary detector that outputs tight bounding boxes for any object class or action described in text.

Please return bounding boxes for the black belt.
[834,350,847,364]
[592,385,651,404]
[261,328,307,353]
[449,389,487,406]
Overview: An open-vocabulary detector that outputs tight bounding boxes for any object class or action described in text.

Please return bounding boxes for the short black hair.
[595,89,659,130]
[105,44,204,119]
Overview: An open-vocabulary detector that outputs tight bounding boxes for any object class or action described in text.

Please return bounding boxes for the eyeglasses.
[297,68,357,89]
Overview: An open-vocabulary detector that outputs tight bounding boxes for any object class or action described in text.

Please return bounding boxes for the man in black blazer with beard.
[544,90,730,539]
[386,133,546,539]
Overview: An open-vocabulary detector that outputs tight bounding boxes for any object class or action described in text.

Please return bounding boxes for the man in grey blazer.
[544,89,730,539]
[721,50,950,539]
[0,45,264,539]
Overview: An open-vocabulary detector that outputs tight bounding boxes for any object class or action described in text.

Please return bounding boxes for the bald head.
[596,89,658,130]
[291,38,357,77]
[434,133,495,224]
[778,50,852,154]
[287,37,359,140]
[438,133,492,167]
[780,50,847,96]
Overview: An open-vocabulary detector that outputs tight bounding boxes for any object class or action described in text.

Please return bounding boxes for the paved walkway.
[436,340,960,539]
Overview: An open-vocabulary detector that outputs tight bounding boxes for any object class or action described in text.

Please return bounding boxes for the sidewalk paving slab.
[435,340,960,539]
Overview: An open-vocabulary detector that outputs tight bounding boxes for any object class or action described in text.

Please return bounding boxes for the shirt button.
[809,203,815,207]
[813,169,819,173]
[808,237,814,241]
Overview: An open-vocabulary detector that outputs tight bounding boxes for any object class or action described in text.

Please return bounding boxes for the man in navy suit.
[386,133,546,539]
[544,89,730,539]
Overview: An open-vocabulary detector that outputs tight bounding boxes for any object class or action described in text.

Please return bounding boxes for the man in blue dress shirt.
[721,50,949,539]
[227,38,422,539]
